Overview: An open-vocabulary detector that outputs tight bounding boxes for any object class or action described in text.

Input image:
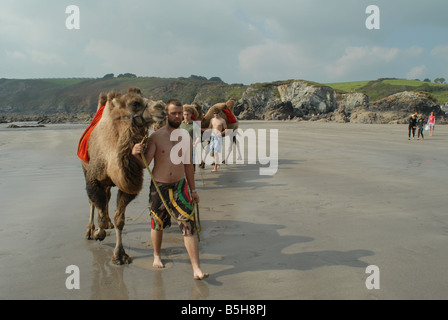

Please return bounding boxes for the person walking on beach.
[408,114,417,140]
[208,108,227,173]
[131,99,208,280]
[417,114,425,140]
[428,111,436,136]
[180,109,200,171]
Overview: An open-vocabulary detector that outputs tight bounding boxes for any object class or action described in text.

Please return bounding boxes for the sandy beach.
[1,120,448,300]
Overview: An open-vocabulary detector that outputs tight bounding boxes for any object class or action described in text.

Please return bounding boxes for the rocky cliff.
[231,81,446,124]
[1,77,446,124]
[232,81,338,120]
[345,91,442,124]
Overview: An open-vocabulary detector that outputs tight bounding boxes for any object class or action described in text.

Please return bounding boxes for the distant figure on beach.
[417,114,425,140]
[428,112,436,136]
[180,108,200,171]
[408,114,417,140]
[208,108,227,172]
[131,99,208,280]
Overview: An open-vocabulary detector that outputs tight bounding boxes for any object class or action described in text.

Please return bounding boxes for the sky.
[1,0,448,85]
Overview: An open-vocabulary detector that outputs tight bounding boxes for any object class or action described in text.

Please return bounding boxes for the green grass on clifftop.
[324,78,448,104]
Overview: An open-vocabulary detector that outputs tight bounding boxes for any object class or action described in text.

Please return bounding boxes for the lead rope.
[139,136,202,241]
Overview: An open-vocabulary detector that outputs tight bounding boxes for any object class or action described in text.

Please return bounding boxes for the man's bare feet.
[153,255,165,268]
[194,272,209,280]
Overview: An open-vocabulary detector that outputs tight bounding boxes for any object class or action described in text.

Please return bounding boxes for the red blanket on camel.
[222,108,237,123]
[77,105,105,162]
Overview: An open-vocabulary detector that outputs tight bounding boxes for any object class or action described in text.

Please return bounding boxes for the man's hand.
[191,191,200,204]
[132,143,145,156]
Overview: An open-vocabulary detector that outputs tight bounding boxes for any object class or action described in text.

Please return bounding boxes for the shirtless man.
[208,109,227,172]
[131,99,208,280]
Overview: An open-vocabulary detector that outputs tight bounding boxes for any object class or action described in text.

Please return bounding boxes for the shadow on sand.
[86,218,374,299]
[166,220,374,286]
[197,159,305,191]
[84,157,374,298]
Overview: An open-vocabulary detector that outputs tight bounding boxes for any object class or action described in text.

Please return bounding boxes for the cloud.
[0,1,447,83]
[326,46,400,79]
[84,38,223,79]
[6,47,67,67]
[238,41,316,82]
[325,45,428,81]
[430,45,448,60]
[84,39,151,71]
[406,65,427,80]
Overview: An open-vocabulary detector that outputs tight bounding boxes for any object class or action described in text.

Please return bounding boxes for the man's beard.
[168,119,181,128]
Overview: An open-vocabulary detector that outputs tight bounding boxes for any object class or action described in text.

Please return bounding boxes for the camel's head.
[143,99,166,124]
[183,104,201,121]
[192,102,204,121]
[110,88,166,128]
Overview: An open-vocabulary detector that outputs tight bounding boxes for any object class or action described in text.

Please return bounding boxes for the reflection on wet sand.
[87,242,210,300]
[88,244,129,300]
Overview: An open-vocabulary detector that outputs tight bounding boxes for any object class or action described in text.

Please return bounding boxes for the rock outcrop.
[7,124,45,128]
[350,91,442,124]
[230,81,445,124]
[337,92,369,115]
[1,112,95,124]
[235,81,338,120]
[277,81,338,115]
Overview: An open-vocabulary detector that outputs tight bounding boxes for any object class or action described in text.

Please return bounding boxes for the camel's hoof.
[93,229,107,241]
[112,253,132,265]
[85,229,95,240]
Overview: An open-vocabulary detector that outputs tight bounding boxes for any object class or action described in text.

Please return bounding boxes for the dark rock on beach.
[7,124,46,128]
[1,112,95,125]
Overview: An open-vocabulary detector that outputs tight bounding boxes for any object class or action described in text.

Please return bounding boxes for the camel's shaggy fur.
[200,100,238,130]
[81,88,166,265]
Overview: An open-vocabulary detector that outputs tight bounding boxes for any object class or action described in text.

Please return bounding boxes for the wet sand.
[1,121,448,300]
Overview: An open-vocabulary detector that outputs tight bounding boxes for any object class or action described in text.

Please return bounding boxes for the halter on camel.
[139,136,202,241]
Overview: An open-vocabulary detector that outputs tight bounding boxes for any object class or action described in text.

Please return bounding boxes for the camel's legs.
[112,190,136,265]
[86,180,110,241]
[199,141,210,168]
[224,138,233,163]
[85,201,96,239]
[224,136,243,163]
[104,186,113,229]
[234,137,243,160]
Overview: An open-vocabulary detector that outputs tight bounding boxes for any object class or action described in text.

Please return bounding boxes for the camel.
[200,100,238,131]
[151,102,202,131]
[183,102,201,121]
[199,100,242,165]
[81,88,166,265]
[151,99,241,165]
